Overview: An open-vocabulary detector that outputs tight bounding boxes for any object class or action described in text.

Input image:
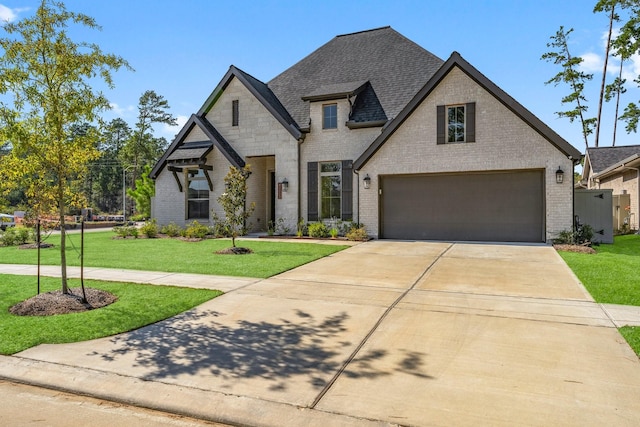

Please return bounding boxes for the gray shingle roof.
[166,141,213,162]
[267,26,444,128]
[302,80,368,101]
[587,145,640,173]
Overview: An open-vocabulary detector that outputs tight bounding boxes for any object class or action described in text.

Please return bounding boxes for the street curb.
[0,356,396,427]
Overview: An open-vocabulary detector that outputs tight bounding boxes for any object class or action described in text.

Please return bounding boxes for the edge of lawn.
[1,275,222,355]
[557,234,640,357]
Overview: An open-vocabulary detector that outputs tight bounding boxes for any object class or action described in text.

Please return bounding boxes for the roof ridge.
[588,144,640,150]
[336,26,391,38]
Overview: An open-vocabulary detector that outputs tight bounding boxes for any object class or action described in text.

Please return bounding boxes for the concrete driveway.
[3,241,640,426]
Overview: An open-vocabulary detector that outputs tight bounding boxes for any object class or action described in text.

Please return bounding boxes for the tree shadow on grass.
[88,308,433,392]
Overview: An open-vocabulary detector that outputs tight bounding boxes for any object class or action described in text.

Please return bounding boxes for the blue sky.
[0,0,638,152]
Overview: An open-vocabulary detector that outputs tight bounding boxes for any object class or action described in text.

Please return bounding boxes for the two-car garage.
[379,170,545,242]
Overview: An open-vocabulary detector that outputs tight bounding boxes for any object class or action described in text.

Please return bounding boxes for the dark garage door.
[381,170,544,242]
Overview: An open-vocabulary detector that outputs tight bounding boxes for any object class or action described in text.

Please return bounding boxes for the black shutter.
[232,100,239,126]
[341,160,353,221]
[437,105,446,144]
[308,162,318,221]
[466,102,475,142]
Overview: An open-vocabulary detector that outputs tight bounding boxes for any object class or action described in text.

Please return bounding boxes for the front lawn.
[558,234,640,306]
[0,231,349,278]
[0,275,221,355]
[558,234,640,357]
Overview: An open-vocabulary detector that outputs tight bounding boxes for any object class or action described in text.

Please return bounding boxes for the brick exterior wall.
[154,67,575,242]
[153,77,299,231]
[357,67,574,242]
[300,98,381,224]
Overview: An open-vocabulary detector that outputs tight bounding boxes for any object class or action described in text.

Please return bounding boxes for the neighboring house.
[151,26,581,243]
[582,145,640,230]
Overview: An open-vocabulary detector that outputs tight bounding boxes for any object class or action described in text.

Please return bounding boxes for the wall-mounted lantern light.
[363,174,371,189]
[281,178,289,192]
[555,167,564,184]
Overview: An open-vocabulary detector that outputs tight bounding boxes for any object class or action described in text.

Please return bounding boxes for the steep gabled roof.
[586,145,640,175]
[268,26,444,129]
[198,65,302,140]
[150,114,244,179]
[354,52,582,170]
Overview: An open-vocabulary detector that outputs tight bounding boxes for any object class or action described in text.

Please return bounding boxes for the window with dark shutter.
[307,162,319,221]
[232,100,239,126]
[436,102,476,144]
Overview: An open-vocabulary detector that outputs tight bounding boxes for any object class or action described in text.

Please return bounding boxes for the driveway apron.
[10,241,640,426]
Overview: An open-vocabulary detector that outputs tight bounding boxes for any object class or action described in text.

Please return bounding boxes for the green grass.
[558,234,640,306]
[620,326,640,356]
[558,234,640,357]
[0,231,349,278]
[0,275,221,355]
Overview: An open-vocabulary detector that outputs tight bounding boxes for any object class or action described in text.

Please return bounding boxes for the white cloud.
[579,52,603,73]
[0,5,28,23]
[160,114,188,139]
[109,102,136,117]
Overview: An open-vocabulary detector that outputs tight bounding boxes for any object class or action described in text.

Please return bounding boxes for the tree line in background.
[0,5,176,220]
[543,0,640,149]
[0,0,176,294]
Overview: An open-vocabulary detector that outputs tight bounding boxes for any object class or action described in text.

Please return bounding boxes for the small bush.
[554,224,594,245]
[140,219,158,238]
[160,222,182,237]
[307,222,329,238]
[113,225,138,239]
[210,215,230,238]
[296,218,307,237]
[1,227,34,246]
[185,220,210,239]
[346,226,368,241]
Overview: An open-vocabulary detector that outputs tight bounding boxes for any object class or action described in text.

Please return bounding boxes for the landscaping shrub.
[346,226,368,241]
[184,220,210,239]
[160,222,182,237]
[140,219,158,238]
[555,224,594,245]
[113,225,138,238]
[307,222,329,238]
[0,227,34,246]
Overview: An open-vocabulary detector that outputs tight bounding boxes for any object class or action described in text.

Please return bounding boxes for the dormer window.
[232,99,239,126]
[323,103,337,129]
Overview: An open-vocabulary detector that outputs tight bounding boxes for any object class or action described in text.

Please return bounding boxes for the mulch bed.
[18,243,55,249]
[215,247,254,255]
[10,287,118,316]
[553,244,597,254]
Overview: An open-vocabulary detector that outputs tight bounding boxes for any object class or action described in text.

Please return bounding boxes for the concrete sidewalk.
[1,241,640,426]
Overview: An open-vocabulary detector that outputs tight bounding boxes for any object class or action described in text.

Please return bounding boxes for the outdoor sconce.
[281,178,289,192]
[363,174,371,189]
[555,167,564,184]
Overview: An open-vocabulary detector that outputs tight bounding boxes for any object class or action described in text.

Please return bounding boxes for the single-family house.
[151,26,581,242]
[582,145,640,230]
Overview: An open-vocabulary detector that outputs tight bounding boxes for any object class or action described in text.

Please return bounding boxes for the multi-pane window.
[320,162,341,218]
[323,103,337,129]
[187,169,209,219]
[447,105,465,142]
